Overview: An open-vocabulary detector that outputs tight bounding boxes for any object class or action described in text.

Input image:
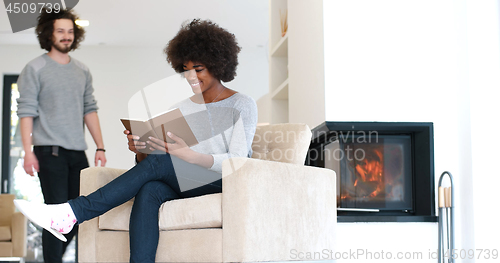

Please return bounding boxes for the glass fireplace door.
[325,135,413,211]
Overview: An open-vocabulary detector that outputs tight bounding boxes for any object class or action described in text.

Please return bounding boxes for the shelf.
[269,0,288,125]
[271,78,288,100]
[270,34,288,57]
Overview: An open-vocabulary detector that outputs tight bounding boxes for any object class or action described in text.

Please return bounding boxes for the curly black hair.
[165,19,241,82]
[36,8,85,52]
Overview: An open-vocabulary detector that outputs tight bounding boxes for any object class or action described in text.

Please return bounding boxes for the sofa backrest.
[0,194,15,227]
[251,123,312,165]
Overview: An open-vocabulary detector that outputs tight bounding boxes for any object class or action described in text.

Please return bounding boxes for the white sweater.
[174,93,258,173]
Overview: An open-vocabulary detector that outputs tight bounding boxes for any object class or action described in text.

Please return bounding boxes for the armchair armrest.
[11,212,27,257]
[80,167,128,195]
[222,157,336,262]
[78,167,127,263]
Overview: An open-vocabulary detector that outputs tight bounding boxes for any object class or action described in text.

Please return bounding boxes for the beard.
[51,40,73,53]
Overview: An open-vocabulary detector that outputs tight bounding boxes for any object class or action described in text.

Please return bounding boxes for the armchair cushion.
[251,123,312,164]
[158,193,221,230]
[99,193,222,231]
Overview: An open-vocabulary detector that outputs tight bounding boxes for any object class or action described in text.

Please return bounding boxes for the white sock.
[49,203,77,234]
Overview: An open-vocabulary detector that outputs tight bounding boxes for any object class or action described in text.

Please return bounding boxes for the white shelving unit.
[267,0,325,127]
[271,78,288,100]
[269,0,289,124]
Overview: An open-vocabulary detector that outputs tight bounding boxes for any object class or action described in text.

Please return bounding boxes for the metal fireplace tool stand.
[438,171,455,263]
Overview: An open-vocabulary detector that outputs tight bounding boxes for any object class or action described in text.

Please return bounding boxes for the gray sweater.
[17,54,98,151]
[174,93,258,173]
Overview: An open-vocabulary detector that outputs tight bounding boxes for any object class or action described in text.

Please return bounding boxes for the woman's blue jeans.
[68,152,222,263]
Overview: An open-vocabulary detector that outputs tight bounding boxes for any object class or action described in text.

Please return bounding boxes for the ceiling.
[0,0,269,50]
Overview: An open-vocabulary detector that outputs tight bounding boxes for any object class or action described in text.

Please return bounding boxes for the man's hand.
[95,151,107,167]
[23,152,39,176]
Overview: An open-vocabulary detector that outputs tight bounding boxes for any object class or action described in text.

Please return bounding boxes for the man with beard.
[16,8,106,263]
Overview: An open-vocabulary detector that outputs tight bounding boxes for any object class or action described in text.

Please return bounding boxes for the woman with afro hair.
[15,19,258,263]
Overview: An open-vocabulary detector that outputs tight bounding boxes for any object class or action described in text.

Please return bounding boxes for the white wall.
[288,0,325,127]
[323,0,477,262]
[0,44,268,170]
[467,0,500,261]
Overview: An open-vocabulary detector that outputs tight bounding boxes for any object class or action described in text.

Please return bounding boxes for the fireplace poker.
[438,172,455,263]
[438,186,445,263]
[445,187,451,254]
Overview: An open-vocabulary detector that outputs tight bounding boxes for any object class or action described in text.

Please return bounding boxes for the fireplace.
[307,122,437,222]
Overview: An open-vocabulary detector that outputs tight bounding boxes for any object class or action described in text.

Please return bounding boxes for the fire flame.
[340,143,405,204]
[354,149,384,197]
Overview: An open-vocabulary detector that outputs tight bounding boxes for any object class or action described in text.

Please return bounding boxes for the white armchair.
[78,123,336,262]
[0,194,27,260]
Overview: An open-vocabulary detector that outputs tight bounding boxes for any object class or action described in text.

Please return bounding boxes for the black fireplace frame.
[307,122,437,222]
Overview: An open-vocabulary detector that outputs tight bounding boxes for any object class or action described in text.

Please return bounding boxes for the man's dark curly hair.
[36,8,85,52]
[165,19,241,82]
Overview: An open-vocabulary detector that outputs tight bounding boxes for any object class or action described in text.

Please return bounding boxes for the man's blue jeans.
[35,146,89,263]
[68,152,222,263]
